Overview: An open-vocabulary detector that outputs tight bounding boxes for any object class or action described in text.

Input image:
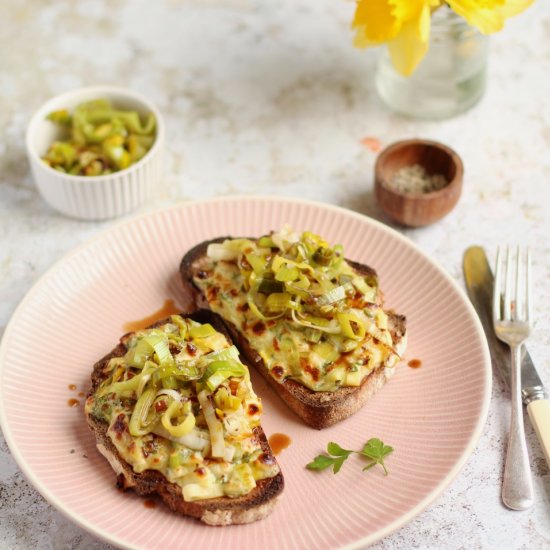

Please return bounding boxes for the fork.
[493,246,534,510]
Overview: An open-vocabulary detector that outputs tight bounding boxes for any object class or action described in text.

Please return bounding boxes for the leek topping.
[204,229,378,331]
[42,98,156,176]
[199,227,400,392]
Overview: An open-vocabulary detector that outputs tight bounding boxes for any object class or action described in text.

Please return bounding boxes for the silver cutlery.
[492,246,534,510]
[464,247,550,495]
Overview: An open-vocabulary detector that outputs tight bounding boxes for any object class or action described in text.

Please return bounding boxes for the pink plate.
[0,196,490,549]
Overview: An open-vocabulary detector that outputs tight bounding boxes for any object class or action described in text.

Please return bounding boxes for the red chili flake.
[155,400,168,413]
[207,287,220,301]
[186,342,198,356]
[229,379,240,395]
[195,467,207,477]
[142,440,156,458]
[240,257,252,270]
[272,337,280,351]
[272,365,284,379]
[303,363,320,382]
[360,137,382,152]
[112,414,127,439]
[169,343,179,354]
[252,321,266,335]
[247,403,260,416]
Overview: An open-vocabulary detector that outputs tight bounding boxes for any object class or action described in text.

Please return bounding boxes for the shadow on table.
[341,188,396,227]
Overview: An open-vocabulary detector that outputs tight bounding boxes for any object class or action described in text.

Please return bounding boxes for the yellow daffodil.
[446,0,533,34]
[352,0,443,76]
[352,0,533,76]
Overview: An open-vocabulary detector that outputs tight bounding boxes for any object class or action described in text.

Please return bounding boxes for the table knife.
[463,246,550,468]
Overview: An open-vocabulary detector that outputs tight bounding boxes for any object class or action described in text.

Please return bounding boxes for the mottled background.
[1,1,550,548]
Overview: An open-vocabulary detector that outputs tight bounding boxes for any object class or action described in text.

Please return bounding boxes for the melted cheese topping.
[86,317,279,501]
[193,230,399,392]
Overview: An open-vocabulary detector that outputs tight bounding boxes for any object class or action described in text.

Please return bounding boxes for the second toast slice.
[180,228,407,429]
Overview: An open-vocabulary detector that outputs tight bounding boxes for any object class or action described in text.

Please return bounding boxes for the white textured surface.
[1,1,549,549]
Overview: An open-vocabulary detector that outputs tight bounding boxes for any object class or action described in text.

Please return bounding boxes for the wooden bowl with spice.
[374,139,463,227]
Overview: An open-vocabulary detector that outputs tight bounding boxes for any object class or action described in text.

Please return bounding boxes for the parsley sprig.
[306,438,394,476]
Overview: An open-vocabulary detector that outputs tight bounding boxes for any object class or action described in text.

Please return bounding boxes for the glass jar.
[375,7,489,119]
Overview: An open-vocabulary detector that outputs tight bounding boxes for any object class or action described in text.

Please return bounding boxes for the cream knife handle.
[527,399,550,468]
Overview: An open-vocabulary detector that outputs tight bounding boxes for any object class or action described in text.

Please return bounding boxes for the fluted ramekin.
[26,85,164,220]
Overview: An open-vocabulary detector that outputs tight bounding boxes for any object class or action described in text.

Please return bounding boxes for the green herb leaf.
[306,454,340,472]
[359,438,394,475]
[327,442,353,457]
[332,456,348,474]
[306,442,353,474]
[306,454,348,474]
[306,437,394,476]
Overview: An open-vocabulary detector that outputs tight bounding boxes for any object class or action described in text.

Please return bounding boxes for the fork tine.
[526,248,532,323]
[493,246,502,321]
[515,245,521,322]
[504,246,512,322]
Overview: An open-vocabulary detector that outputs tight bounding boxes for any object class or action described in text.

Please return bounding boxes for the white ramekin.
[26,85,164,221]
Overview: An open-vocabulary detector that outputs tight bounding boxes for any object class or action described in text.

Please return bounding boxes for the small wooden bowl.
[374,139,463,227]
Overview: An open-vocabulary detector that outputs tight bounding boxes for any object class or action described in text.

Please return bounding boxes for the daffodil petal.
[417,1,432,41]
[387,5,431,76]
[446,0,533,34]
[500,0,534,17]
[390,0,437,23]
[352,0,400,43]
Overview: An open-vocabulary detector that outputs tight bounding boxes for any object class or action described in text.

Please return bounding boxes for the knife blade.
[463,245,550,467]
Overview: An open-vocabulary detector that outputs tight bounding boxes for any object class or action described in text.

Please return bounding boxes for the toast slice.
[85,310,283,526]
[180,230,407,429]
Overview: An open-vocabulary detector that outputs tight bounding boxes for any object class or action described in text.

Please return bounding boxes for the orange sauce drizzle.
[123,299,181,332]
[268,433,292,456]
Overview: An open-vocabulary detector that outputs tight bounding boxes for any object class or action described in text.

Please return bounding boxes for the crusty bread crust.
[85,310,284,526]
[179,239,407,429]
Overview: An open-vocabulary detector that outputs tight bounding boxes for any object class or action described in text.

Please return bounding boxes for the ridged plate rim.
[0,195,491,549]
